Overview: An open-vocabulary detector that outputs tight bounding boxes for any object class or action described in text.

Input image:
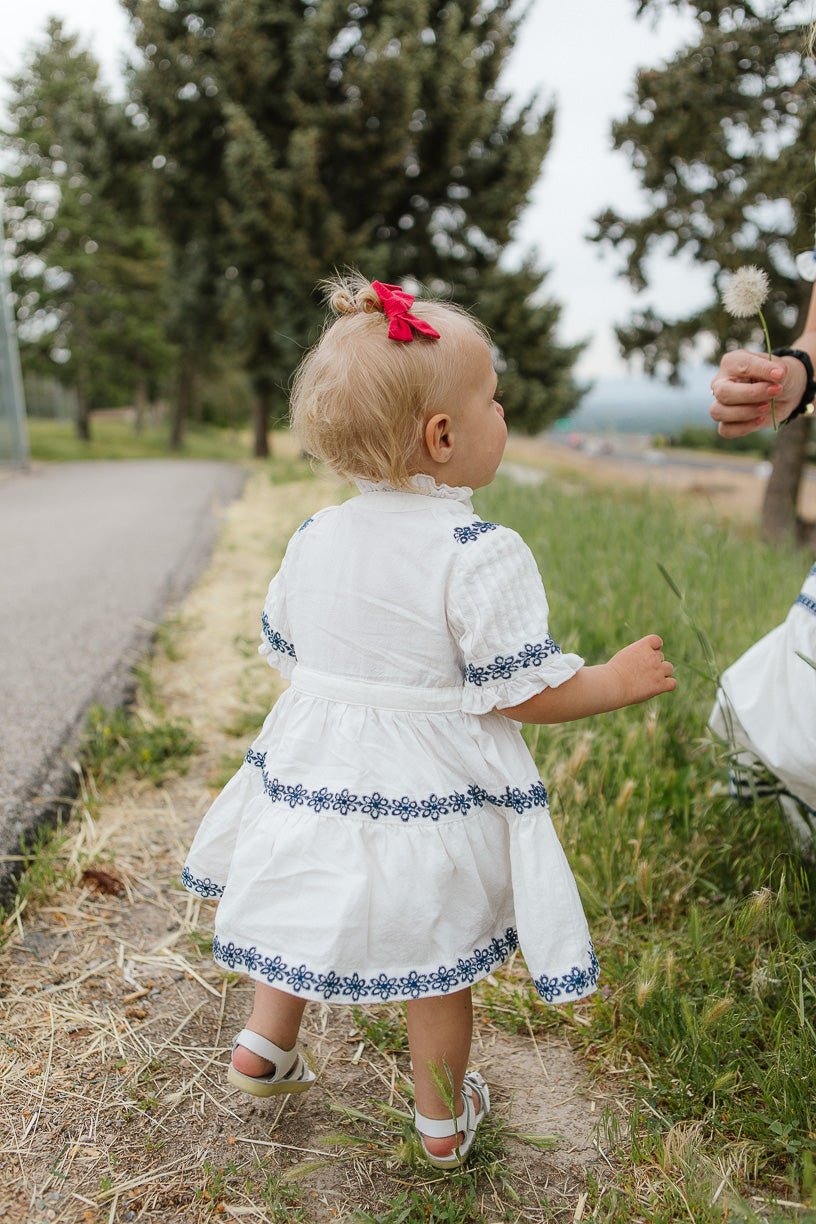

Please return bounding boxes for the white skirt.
[709,565,816,810]
[182,666,598,1005]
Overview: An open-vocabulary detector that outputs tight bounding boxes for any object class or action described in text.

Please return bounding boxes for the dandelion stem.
[757,307,777,430]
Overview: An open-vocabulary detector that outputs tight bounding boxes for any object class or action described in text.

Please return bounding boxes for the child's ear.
[424,412,453,464]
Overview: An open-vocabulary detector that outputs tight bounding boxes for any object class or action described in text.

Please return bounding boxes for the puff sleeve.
[257,517,314,678]
[258,567,297,679]
[448,524,584,714]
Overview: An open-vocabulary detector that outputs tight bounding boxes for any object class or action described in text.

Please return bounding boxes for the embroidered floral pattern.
[244,750,548,820]
[212,928,520,1000]
[181,866,224,899]
[465,638,562,687]
[795,593,816,616]
[261,611,297,659]
[533,942,601,1002]
[453,520,499,544]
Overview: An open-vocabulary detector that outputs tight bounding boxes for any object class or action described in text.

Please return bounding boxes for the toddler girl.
[182,274,676,1168]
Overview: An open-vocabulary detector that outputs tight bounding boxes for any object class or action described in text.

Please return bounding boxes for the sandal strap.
[414,1102,467,1138]
[233,1028,299,1077]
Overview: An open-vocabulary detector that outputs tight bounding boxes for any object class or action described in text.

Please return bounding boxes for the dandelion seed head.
[722,266,770,317]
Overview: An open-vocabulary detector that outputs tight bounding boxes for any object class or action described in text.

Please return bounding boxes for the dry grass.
[1,466,617,1223]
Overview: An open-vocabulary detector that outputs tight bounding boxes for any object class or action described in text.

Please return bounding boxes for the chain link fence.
[0,201,29,467]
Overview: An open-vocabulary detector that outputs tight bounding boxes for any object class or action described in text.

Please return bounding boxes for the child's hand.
[607,635,676,707]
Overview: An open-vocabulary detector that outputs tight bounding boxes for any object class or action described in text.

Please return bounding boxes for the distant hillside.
[558,367,718,434]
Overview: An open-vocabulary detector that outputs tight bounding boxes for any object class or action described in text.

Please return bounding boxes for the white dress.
[182,476,599,1006]
[709,563,816,810]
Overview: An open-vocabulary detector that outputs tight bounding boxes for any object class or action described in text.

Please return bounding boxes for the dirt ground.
[1,460,624,1224]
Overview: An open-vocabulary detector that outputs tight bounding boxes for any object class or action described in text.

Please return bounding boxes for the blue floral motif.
[316,970,343,999]
[341,972,367,1001]
[261,955,287,983]
[362,792,389,819]
[532,941,600,1003]
[243,946,263,972]
[286,963,316,993]
[308,787,332,813]
[243,749,549,822]
[180,866,225,899]
[465,637,562,687]
[795,593,816,617]
[453,520,499,544]
[420,793,449,821]
[297,517,315,533]
[210,925,540,1004]
[261,611,297,659]
[332,788,359,815]
[398,970,430,999]
[392,796,420,822]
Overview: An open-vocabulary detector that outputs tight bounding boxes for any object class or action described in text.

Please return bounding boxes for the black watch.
[770,347,816,424]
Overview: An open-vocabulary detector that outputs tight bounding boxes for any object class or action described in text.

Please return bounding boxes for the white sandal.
[414,1070,490,1169]
[227,1028,316,1097]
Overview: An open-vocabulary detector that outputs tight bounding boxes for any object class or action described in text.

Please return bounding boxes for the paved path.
[0,460,246,877]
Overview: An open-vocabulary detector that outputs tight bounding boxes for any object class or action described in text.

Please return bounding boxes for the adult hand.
[709,351,806,437]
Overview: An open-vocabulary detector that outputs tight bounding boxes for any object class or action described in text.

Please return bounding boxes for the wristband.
[770,347,816,424]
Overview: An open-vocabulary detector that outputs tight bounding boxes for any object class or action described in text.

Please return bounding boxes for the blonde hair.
[290,271,490,487]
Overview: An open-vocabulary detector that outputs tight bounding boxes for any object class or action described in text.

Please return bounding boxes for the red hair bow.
[371,281,441,343]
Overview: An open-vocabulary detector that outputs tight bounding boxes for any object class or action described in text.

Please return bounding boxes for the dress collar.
[355,473,474,507]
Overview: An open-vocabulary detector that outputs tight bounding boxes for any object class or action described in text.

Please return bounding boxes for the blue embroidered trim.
[297,517,314,533]
[795,594,816,616]
[244,749,548,819]
[181,866,225,899]
[453,520,498,544]
[212,928,520,1000]
[533,941,600,1002]
[465,638,562,687]
[261,612,297,659]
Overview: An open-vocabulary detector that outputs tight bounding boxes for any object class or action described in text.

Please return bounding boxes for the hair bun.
[324,273,384,318]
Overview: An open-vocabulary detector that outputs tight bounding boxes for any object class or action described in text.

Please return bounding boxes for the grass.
[80,703,197,787]
[27,416,256,462]
[472,474,816,1218]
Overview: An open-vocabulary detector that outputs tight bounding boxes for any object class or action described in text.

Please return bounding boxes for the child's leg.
[232,982,307,1076]
[406,987,482,1158]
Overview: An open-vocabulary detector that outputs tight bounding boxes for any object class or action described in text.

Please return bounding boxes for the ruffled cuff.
[461,651,584,715]
[258,617,297,678]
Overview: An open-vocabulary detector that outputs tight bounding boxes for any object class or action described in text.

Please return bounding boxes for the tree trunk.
[75,368,91,442]
[172,353,196,450]
[252,382,272,459]
[761,416,812,544]
[133,375,147,434]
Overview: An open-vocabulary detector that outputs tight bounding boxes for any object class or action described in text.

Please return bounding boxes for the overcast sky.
[1,0,713,383]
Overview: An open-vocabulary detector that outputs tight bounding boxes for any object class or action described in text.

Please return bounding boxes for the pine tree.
[125,0,583,456]
[593,0,816,543]
[122,0,229,448]
[1,20,170,440]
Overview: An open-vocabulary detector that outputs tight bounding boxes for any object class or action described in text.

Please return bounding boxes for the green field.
[26,417,254,463]
[471,474,815,1221]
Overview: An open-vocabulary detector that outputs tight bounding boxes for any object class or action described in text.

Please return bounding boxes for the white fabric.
[709,564,816,809]
[183,477,597,1006]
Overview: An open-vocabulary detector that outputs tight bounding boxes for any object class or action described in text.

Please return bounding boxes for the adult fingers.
[717,351,785,384]
[710,378,780,409]
[715,416,770,438]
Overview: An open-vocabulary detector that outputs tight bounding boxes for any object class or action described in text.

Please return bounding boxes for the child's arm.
[498,634,676,724]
